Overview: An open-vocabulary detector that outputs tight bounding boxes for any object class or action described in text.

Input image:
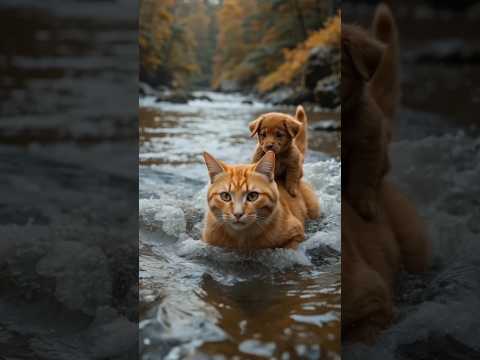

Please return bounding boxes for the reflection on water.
[139,92,341,359]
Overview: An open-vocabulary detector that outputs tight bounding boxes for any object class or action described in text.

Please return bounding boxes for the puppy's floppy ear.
[254,151,275,181]
[203,152,225,183]
[283,117,302,138]
[249,116,264,137]
[295,105,307,124]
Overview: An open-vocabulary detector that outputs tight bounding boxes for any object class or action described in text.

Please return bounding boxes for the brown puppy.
[342,181,430,343]
[342,4,399,221]
[250,105,307,197]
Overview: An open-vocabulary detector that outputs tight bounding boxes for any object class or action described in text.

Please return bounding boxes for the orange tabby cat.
[202,151,320,250]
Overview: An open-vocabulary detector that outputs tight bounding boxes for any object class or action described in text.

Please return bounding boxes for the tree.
[212,0,332,90]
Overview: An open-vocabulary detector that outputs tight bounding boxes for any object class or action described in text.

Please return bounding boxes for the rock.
[312,120,340,132]
[218,79,240,92]
[139,82,165,98]
[154,92,195,104]
[261,87,295,104]
[314,74,340,108]
[304,46,340,91]
[195,95,213,102]
[275,88,314,106]
[261,45,340,108]
[263,87,316,106]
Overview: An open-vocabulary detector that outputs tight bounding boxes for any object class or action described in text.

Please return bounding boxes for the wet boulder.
[261,87,295,105]
[195,94,213,102]
[311,119,341,132]
[154,92,195,104]
[217,79,241,92]
[314,74,340,109]
[304,45,340,91]
[139,82,164,98]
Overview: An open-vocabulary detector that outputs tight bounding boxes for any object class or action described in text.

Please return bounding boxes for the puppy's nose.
[265,144,274,150]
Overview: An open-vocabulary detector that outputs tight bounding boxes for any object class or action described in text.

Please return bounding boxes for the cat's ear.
[249,116,264,137]
[254,151,275,181]
[283,117,302,138]
[203,152,225,183]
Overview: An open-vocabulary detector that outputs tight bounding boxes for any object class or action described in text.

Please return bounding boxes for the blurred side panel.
[342,0,480,358]
[0,0,139,358]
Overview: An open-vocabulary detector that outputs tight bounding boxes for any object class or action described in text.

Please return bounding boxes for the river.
[139,92,341,359]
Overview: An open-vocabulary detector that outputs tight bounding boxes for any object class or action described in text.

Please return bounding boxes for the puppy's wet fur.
[250,106,308,197]
[342,3,400,221]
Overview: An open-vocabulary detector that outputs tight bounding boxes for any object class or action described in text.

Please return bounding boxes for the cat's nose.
[234,213,244,221]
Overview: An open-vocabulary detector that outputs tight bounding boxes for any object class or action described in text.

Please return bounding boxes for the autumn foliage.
[139,0,213,87]
[140,0,339,91]
[212,0,335,90]
[258,13,340,93]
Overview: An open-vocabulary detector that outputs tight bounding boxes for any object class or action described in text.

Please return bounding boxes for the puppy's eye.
[246,191,259,202]
[276,132,284,138]
[220,192,231,201]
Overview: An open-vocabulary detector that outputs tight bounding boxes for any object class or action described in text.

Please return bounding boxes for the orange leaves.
[257,13,340,93]
[212,0,338,91]
[140,0,210,87]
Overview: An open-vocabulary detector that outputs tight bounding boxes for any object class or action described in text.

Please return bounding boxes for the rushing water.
[139,92,341,359]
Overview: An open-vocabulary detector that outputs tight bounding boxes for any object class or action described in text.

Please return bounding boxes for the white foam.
[177,237,312,270]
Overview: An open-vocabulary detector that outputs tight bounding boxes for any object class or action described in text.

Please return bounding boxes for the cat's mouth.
[229,219,250,229]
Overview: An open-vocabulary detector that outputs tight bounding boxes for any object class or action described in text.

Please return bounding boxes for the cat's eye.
[246,191,259,202]
[220,192,231,201]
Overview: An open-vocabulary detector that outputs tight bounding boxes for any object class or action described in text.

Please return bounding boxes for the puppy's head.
[249,113,301,154]
[342,25,384,104]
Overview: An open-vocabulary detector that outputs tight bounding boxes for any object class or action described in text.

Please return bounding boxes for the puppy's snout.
[265,144,274,150]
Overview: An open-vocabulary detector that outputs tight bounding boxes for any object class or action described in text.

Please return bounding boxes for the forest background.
[139,0,340,106]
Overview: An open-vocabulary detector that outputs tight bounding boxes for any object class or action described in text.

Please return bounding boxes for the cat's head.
[202,151,278,230]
